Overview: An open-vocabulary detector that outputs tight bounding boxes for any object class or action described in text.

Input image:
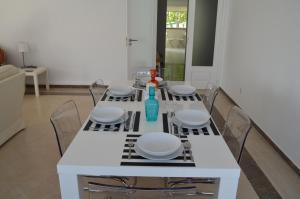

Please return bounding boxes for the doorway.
[157,0,189,81]
[126,0,224,86]
[157,0,223,87]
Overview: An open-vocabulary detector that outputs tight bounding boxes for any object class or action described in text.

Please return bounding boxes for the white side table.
[23,67,50,97]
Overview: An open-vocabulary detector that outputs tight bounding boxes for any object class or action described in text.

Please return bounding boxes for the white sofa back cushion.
[0,65,20,81]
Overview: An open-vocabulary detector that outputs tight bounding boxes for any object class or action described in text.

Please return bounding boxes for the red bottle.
[148,68,159,88]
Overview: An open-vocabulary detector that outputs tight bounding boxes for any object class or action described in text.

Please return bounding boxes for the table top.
[57,85,240,178]
[22,66,47,75]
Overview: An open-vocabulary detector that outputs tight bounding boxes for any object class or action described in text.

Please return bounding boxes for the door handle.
[128,38,138,46]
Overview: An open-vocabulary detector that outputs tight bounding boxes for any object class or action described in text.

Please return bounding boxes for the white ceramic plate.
[167,89,194,96]
[136,132,181,156]
[90,106,125,123]
[175,109,210,126]
[90,112,129,125]
[168,85,196,95]
[172,117,210,129]
[108,86,135,97]
[135,143,184,160]
[139,76,164,86]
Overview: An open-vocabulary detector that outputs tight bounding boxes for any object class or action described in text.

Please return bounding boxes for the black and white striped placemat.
[162,113,220,136]
[160,88,202,102]
[120,134,195,167]
[100,90,143,102]
[83,111,141,132]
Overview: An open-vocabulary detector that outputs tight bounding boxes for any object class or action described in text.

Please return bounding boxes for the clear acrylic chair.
[222,106,252,163]
[50,100,135,186]
[202,83,220,114]
[89,79,107,106]
[85,181,215,199]
[168,106,251,188]
[50,100,81,156]
[135,70,150,79]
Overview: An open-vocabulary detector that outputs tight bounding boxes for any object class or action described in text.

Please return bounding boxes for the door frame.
[125,0,158,80]
[185,0,229,87]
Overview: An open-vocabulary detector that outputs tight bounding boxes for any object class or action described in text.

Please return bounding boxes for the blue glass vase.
[145,86,159,121]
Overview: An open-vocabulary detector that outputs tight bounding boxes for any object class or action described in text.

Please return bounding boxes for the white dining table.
[57,83,240,199]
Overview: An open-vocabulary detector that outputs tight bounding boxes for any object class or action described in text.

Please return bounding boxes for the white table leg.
[45,70,50,90]
[33,74,39,97]
[59,173,84,199]
[217,177,239,199]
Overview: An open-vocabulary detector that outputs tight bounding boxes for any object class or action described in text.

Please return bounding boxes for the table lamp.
[18,42,29,68]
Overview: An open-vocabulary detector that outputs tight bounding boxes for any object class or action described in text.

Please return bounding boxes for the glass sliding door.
[164,0,188,81]
[185,0,221,88]
[192,0,218,66]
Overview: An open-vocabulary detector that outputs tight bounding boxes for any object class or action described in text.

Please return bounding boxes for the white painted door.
[127,0,157,80]
[185,0,226,88]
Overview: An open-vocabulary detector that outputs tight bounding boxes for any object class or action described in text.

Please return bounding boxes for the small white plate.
[168,85,196,95]
[91,106,125,123]
[135,143,184,160]
[139,76,164,86]
[136,132,181,156]
[175,109,210,126]
[108,86,135,97]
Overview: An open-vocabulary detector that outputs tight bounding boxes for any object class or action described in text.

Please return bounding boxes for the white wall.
[222,0,300,167]
[0,0,127,85]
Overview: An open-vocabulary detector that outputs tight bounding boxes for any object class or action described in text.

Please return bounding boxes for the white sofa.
[0,65,25,146]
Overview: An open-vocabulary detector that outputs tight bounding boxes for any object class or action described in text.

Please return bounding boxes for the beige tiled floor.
[0,93,298,198]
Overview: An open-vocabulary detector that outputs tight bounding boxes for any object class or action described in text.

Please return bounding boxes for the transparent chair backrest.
[89,79,107,106]
[135,71,150,80]
[50,100,81,156]
[222,106,251,162]
[203,83,219,114]
[129,66,152,80]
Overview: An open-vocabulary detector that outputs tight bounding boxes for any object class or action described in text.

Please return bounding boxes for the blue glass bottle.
[145,86,159,121]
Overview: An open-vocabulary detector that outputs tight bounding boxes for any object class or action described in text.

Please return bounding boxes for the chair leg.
[85,181,216,199]
[168,178,217,188]
[85,176,133,187]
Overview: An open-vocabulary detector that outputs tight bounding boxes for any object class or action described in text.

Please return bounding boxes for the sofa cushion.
[0,65,20,81]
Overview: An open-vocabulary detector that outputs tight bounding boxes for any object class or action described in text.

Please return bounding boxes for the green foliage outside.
[166,11,187,28]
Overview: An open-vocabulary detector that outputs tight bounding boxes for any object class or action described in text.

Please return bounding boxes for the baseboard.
[26,84,90,88]
[220,87,300,176]
[25,84,90,96]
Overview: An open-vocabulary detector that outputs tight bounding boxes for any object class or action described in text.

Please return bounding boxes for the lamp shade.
[18,42,29,53]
